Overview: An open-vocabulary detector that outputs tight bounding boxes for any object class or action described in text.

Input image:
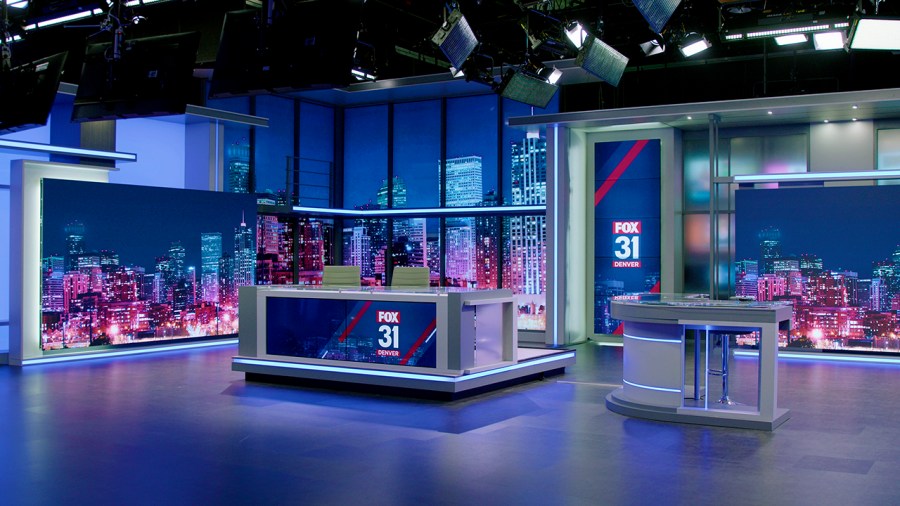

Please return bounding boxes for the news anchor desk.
[606,294,792,430]
[232,286,575,397]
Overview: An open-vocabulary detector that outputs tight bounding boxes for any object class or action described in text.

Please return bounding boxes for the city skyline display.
[340,133,549,329]
[40,180,257,351]
[736,185,900,353]
[220,94,555,330]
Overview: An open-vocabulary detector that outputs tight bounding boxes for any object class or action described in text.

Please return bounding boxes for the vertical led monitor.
[736,185,900,355]
[40,180,257,353]
[594,139,661,335]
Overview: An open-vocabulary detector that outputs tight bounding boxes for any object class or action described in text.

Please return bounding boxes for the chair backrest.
[322,265,361,287]
[390,266,430,288]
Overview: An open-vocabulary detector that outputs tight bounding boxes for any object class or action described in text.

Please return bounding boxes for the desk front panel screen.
[266,298,437,367]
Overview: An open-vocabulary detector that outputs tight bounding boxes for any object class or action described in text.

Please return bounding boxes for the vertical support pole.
[708,113,721,299]
[694,328,702,400]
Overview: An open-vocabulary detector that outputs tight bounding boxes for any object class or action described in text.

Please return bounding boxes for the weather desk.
[232,286,575,397]
[606,294,793,430]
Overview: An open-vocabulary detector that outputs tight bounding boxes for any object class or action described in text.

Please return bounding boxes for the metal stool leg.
[707,332,739,406]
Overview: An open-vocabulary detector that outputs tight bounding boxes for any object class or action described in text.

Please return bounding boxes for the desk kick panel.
[266,297,438,368]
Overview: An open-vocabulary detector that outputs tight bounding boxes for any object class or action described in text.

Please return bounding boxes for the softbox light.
[633,0,681,34]
[576,36,628,87]
[431,9,478,70]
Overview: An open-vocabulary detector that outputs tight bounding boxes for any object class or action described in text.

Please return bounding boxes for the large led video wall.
[736,185,900,354]
[40,179,257,352]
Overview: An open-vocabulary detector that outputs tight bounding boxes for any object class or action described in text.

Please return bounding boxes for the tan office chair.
[322,265,361,287]
[390,266,430,288]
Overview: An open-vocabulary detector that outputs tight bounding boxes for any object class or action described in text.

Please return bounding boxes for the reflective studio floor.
[3,341,900,506]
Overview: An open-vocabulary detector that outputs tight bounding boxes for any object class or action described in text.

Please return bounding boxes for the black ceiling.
[4,0,899,110]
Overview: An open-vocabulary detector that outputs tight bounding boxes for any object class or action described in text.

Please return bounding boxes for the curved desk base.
[606,388,790,431]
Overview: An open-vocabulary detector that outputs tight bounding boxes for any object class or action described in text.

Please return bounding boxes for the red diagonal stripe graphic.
[594,139,650,207]
[400,318,437,366]
[338,300,372,343]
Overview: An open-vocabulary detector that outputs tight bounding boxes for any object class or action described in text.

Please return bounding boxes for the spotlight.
[564,21,588,49]
[679,32,710,57]
[431,8,478,70]
[813,31,846,50]
[539,66,562,85]
[848,17,900,50]
[575,35,628,87]
[639,33,666,56]
[497,68,558,108]
[633,0,681,34]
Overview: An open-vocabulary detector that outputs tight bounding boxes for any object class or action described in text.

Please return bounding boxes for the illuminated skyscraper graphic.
[443,156,483,207]
[200,233,222,303]
[758,227,781,275]
[255,215,294,285]
[377,176,407,208]
[219,253,236,307]
[734,259,759,299]
[64,221,85,272]
[508,134,547,296]
[298,218,326,283]
[476,190,500,289]
[168,241,186,279]
[227,141,250,193]
[443,156,482,285]
[42,256,65,312]
[234,213,256,288]
[345,225,374,278]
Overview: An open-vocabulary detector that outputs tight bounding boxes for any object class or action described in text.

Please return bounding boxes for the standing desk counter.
[607,294,792,430]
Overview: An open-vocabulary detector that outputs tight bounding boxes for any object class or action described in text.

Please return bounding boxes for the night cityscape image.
[40,179,257,351]
[736,185,900,353]
[231,131,551,331]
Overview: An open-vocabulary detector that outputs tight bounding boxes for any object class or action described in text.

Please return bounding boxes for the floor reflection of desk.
[606,294,792,430]
[232,286,575,398]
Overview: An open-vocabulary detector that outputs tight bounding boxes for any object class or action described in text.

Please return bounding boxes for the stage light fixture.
[497,68,558,108]
[540,66,562,85]
[575,35,628,87]
[721,5,852,44]
[564,21,588,49]
[639,36,666,56]
[633,0,681,34]
[813,30,846,50]
[431,8,478,70]
[775,33,807,46]
[848,17,900,50]
[679,32,710,57]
